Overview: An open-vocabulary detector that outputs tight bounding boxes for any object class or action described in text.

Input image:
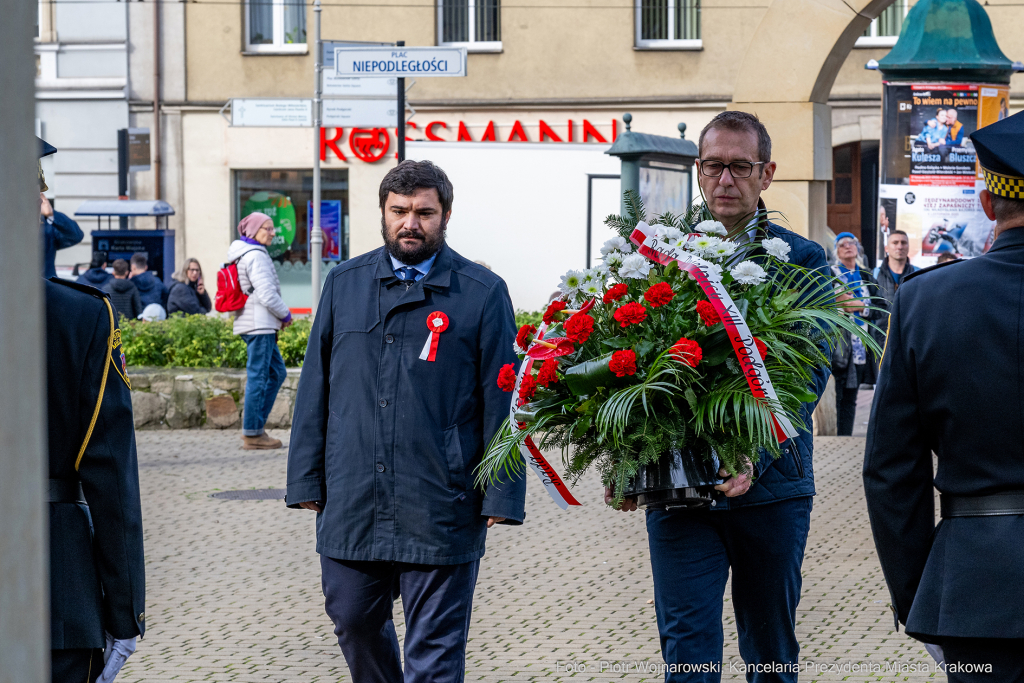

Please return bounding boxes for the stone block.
[148,373,175,396]
[209,373,243,392]
[205,394,240,429]
[166,377,203,429]
[131,391,166,429]
[265,389,294,429]
[129,373,151,390]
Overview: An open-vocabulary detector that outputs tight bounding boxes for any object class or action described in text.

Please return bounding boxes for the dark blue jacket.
[77,267,112,289]
[131,271,168,308]
[718,220,832,510]
[42,211,84,279]
[286,244,526,565]
[46,278,146,649]
[864,227,1024,641]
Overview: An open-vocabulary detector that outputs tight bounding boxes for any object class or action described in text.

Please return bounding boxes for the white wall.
[407,141,622,312]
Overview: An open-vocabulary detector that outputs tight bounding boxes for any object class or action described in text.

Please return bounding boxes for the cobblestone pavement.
[120,431,941,682]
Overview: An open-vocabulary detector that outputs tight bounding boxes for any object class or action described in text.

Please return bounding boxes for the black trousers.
[834,363,866,436]
[320,555,480,683]
[942,638,1024,682]
[52,648,102,683]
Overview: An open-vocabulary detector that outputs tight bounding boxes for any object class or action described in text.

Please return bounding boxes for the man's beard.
[381,218,447,264]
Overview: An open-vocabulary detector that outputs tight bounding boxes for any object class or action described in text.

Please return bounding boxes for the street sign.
[323,73,398,97]
[323,99,400,128]
[323,41,398,97]
[127,128,150,172]
[333,46,467,78]
[231,99,312,127]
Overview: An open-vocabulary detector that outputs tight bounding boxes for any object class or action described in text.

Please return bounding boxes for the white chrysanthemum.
[582,281,603,297]
[618,253,652,280]
[704,262,724,281]
[603,250,626,269]
[761,237,792,262]
[513,340,528,356]
[687,235,722,257]
[694,220,728,236]
[559,269,585,297]
[600,236,633,256]
[581,267,606,285]
[593,261,611,276]
[730,260,768,286]
[708,240,738,259]
[667,236,688,250]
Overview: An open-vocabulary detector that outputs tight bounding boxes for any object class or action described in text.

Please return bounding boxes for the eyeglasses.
[698,160,766,179]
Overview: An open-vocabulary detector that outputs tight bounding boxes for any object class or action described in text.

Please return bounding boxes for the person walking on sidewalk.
[103,259,143,322]
[228,212,292,450]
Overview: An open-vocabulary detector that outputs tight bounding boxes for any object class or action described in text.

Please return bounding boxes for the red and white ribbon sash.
[419,311,449,362]
[629,221,798,442]
[510,324,582,510]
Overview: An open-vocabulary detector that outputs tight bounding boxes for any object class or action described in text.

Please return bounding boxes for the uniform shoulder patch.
[47,276,108,298]
[901,258,962,284]
[110,325,131,389]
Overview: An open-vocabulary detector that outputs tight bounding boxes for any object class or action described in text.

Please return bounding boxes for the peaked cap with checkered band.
[971,110,1024,199]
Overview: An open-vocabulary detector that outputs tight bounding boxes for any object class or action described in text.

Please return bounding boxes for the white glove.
[925,643,945,666]
[98,633,137,683]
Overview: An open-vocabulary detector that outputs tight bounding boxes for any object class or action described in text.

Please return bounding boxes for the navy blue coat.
[719,220,832,510]
[131,271,168,308]
[77,266,113,289]
[46,278,146,649]
[286,244,526,565]
[42,211,84,279]
[864,226,1024,641]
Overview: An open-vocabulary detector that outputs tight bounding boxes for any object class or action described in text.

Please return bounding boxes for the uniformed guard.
[43,138,146,683]
[37,136,84,279]
[864,112,1024,681]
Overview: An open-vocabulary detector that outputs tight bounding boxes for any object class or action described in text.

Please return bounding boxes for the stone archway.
[729,0,896,244]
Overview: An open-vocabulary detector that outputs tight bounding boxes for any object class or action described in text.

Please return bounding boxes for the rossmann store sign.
[320,118,620,163]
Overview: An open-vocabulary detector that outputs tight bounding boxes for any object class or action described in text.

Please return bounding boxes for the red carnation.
[563,312,595,344]
[754,337,769,360]
[518,375,538,403]
[670,337,703,367]
[536,359,559,387]
[543,300,567,325]
[643,281,675,308]
[695,300,721,326]
[603,283,629,304]
[516,324,536,350]
[609,349,637,377]
[497,363,517,392]
[613,301,647,327]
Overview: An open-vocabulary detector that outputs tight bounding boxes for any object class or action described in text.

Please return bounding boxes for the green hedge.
[119,314,312,368]
[119,310,543,369]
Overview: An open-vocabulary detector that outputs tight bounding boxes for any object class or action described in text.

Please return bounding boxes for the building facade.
[48,0,1023,311]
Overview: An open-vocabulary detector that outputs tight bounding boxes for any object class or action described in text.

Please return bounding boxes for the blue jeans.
[320,556,480,683]
[241,333,286,436]
[646,497,813,683]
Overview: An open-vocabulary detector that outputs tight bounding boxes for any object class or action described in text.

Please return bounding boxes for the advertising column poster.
[880,82,1009,264]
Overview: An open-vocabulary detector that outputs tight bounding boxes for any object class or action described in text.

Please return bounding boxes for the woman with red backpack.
[225,212,292,450]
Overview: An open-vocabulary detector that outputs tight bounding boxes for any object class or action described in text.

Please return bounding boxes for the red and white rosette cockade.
[509,323,582,510]
[419,311,449,362]
[629,221,799,443]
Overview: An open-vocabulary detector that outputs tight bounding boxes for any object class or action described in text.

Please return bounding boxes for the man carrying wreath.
[609,111,832,682]
[286,160,525,683]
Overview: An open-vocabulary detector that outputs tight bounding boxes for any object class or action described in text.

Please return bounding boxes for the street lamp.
[605,113,699,217]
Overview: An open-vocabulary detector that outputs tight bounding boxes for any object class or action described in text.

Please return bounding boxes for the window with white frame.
[857,0,908,48]
[438,0,502,53]
[636,0,701,49]
[245,0,307,53]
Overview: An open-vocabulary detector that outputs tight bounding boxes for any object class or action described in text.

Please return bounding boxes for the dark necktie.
[396,266,419,282]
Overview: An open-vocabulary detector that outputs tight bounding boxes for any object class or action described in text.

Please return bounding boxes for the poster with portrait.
[879,81,1008,263]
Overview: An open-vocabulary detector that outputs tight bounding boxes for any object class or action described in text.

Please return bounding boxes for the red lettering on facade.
[612,118,617,141]
[349,128,390,163]
[320,127,346,161]
[426,121,448,141]
[508,120,529,142]
[583,120,607,143]
[481,121,497,142]
[404,121,419,141]
[457,121,473,142]
[538,120,563,142]
[568,119,574,142]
